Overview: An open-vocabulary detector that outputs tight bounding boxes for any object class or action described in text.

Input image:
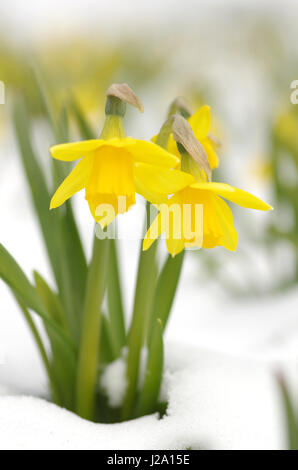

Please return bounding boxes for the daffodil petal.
[88,199,117,229]
[50,155,93,209]
[143,212,162,251]
[134,163,194,200]
[211,194,238,251]
[166,237,185,257]
[50,140,105,161]
[125,140,179,168]
[191,182,273,211]
[134,176,168,204]
[188,105,211,140]
[203,138,219,169]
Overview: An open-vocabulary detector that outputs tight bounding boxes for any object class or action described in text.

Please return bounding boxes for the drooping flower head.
[50,84,193,227]
[144,115,272,257]
[153,98,220,170]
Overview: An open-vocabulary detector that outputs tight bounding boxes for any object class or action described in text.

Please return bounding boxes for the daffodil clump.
[0,77,272,424]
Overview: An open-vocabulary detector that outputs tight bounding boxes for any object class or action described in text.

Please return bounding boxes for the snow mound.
[0,342,288,450]
[101,355,127,408]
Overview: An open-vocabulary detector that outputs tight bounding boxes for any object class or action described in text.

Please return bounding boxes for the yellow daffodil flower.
[170,105,219,169]
[145,113,272,257]
[144,111,272,259]
[50,136,193,228]
[50,84,196,228]
[143,179,272,257]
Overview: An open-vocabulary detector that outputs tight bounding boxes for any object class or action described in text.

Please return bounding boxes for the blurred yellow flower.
[251,157,273,182]
[275,110,298,150]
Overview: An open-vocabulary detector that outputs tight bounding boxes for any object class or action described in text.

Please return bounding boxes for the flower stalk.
[76,234,110,420]
[121,203,158,420]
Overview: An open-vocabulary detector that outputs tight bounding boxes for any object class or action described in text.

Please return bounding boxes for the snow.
[1,227,297,450]
[138,347,148,391]
[101,355,127,408]
[0,342,291,450]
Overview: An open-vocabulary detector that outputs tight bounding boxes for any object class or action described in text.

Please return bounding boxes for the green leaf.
[61,203,88,331]
[0,243,74,350]
[277,374,298,450]
[59,105,69,142]
[14,98,81,340]
[122,203,158,420]
[33,271,67,329]
[13,98,64,295]
[31,65,62,143]
[33,270,77,408]
[71,98,95,140]
[0,244,77,410]
[99,315,116,366]
[44,318,77,411]
[148,251,185,343]
[135,318,163,418]
[30,69,88,343]
[0,244,48,319]
[12,293,60,404]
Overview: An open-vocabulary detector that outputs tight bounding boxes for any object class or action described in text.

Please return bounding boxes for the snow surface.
[101,354,127,408]
[0,342,292,450]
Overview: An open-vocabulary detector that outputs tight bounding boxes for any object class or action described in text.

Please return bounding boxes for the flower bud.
[172,114,211,181]
[168,96,193,119]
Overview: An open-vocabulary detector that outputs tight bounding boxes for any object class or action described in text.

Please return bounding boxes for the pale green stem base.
[76,235,110,421]
[121,205,158,420]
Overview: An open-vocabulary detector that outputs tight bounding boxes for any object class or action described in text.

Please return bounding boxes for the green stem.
[121,204,158,420]
[99,315,116,365]
[148,251,185,343]
[155,116,175,148]
[76,234,110,420]
[135,318,163,417]
[135,252,185,418]
[107,239,126,357]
